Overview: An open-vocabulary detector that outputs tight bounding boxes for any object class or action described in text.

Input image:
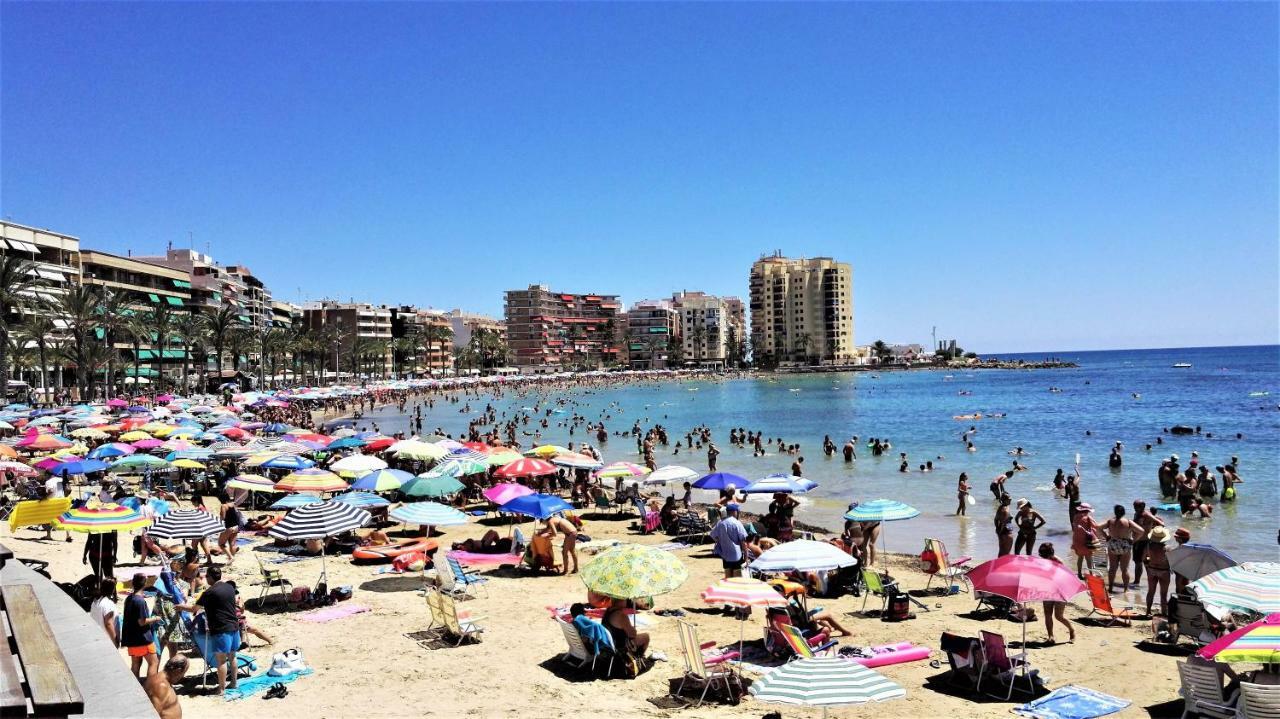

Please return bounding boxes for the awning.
[5,239,39,253]
[36,269,65,282]
[165,296,184,306]
[172,279,192,289]
[146,293,161,303]
[237,315,251,323]
[137,349,186,360]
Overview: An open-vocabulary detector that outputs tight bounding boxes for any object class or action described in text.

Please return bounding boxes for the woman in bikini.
[1143,526,1172,616]
[1038,543,1075,643]
[994,494,1014,556]
[1100,504,1141,593]
[1014,500,1046,555]
[955,473,970,516]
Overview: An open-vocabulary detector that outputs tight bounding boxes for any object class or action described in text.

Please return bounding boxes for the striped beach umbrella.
[750,539,858,573]
[350,468,413,492]
[57,503,151,533]
[701,576,789,608]
[743,474,817,494]
[494,458,557,479]
[146,509,224,540]
[389,501,468,527]
[270,494,323,510]
[843,499,920,568]
[331,492,391,508]
[749,658,905,715]
[581,543,688,600]
[596,461,648,478]
[551,452,604,470]
[269,501,372,580]
[446,448,488,463]
[1199,614,1280,664]
[275,468,348,493]
[526,445,569,458]
[20,433,74,451]
[1191,562,1280,615]
[427,458,489,478]
[226,474,276,492]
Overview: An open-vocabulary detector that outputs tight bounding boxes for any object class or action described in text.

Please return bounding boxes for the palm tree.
[871,339,891,364]
[0,254,42,394]
[54,285,106,396]
[174,312,206,394]
[793,331,813,364]
[689,325,708,363]
[123,315,153,391]
[149,301,178,393]
[391,336,416,378]
[202,305,240,381]
[262,328,289,388]
[18,312,58,404]
[226,325,251,372]
[420,324,453,375]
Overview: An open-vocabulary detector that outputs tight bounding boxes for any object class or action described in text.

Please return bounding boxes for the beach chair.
[554,617,615,675]
[977,630,1036,700]
[254,551,294,607]
[674,620,742,706]
[922,538,972,593]
[512,527,529,555]
[1172,598,1218,647]
[779,624,837,659]
[438,591,485,645]
[861,569,898,613]
[763,608,835,658]
[1237,681,1280,719]
[445,555,490,598]
[1083,574,1137,627]
[1176,661,1237,719]
[424,585,446,632]
[593,493,614,513]
[940,632,983,691]
[674,512,712,544]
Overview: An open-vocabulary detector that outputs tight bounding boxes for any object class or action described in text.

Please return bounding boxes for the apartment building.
[624,300,678,369]
[271,300,302,331]
[504,285,621,371]
[670,291,746,369]
[749,253,855,364]
[302,300,393,374]
[444,309,505,349]
[224,265,273,330]
[1,221,82,394]
[390,305,455,376]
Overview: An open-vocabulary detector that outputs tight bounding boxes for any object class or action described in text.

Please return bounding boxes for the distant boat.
[1172,363,1192,368]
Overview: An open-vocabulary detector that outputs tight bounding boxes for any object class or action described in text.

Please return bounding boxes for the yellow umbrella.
[70,427,111,440]
[527,445,569,458]
[242,452,281,468]
[119,431,153,442]
[140,422,171,435]
[171,459,206,470]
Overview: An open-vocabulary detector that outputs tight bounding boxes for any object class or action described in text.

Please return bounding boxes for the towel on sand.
[298,604,370,623]
[224,667,314,701]
[1014,685,1130,719]
[446,551,522,566]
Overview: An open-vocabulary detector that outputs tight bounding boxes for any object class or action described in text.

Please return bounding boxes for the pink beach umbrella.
[968,554,1086,648]
[483,482,535,505]
[132,439,164,449]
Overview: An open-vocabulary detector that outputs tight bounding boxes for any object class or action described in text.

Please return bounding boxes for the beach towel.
[224,667,314,701]
[651,542,692,552]
[267,555,309,565]
[298,603,370,623]
[446,551,522,566]
[571,614,615,656]
[1013,685,1130,719]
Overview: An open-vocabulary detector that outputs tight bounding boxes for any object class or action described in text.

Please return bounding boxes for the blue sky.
[2,3,1276,353]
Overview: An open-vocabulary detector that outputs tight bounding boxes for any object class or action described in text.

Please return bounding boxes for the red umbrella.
[363,437,395,452]
[461,441,492,454]
[494,458,557,479]
[968,555,1086,647]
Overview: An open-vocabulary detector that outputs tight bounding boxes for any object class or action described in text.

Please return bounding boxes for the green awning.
[165,296,184,306]
[146,293,161,303]
[237,315,251,323]
[138,349,186,360]
[172,279,192,289]
[211,292,222,303]
[94,328,105,340]
[648,327,669,334]
[124,367,159,378]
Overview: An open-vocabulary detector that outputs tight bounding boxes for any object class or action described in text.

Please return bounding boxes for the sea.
[362,345,1279,562]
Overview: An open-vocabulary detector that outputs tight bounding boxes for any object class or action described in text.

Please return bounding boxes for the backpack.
[919,549,940,574]
[885,592,912,622]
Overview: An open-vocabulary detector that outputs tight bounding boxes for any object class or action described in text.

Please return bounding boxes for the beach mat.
[267,555,310,565]
[446,551,522,566]
[224,667,314,701]
[1014,685,1130,719]
[298,603,370,623]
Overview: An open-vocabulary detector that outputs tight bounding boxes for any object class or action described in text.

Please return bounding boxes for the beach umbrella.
[750,540,858,573]
[275,468,348,493]
[447,448,488,463]
[692,472,749,491]
[551,452,604,470]
[485,449,523,466]
[146,509,224,540]
[483,482,535,505]
[460,442,491,454]
[49,459,110,477]
[968,554,1086,648]
[743,474,816,494]
[69,427,111,440]
[1198,614,1280,664]
[118,431,153,442]
[57,503,151,533]
[270,494,323,510]
[0,445,16,460]
[171,458,206,470]
[326,436,366,451]
[1168,543,1238,582]
[350,468,413,492]
[131,439,164,450]
[226,474,277,492]
[331,454,388,476]
[389,501,468,527]
[596,462,649,479]
[428,458,489,477]
[269,501,371,582]
[494,458,557,479]
[499,493,573,520]
[581,543,689,600]
[19,434,74,451]
[401,475,465,498]
[393,441,448,461]
[109,454,171,471]
[842,499,920,568]
[749,658,905,717]
[526,445,569,458]
[645,465,699,485]
[0,460,38,476]
[363,437,395,452]
[1190,562,1280,615]
[118,496,171,517]
[331,492,391,509]
[701,576,789,662]
[260,454,315,471]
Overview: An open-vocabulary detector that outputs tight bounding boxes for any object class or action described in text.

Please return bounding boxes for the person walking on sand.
[1038,543,1076,644]
[123,573,162,679]
[709,504,749,579]
[546,514,580,574]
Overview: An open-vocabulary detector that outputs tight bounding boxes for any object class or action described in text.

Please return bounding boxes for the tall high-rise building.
[504,285,621,371]
[670,291,747,369]
[624,299,678,369]
[389,305,455,376]
[749,253,854,364]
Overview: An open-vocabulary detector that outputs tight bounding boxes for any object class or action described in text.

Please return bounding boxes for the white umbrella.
[645,465,699,486]
[750,539,858,573]
[331,454,388,475]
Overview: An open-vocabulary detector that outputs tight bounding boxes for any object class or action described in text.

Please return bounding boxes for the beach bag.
[329,586,353,602]
[919,549,940,574]
[885,593,912,622]
[392,551,427,573]
[267,648,306,677]
[289,587,311,605]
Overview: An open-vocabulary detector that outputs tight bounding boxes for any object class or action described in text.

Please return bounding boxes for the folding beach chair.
[439,591,486,645]
[675,512,712,544]
[445,555,490,598]
[1172,597,1218,647]
[1177,660,1238,719]
[763,607,831,657]
[976,630,1036,701]
[861,569,898,613]
[922,538,972,593]
[554,616,615,675]
[939,632,983,692]
[1237,681,1280,719]
[779,623,837,659]
[424,585,446,632]
[1083,574,1136,626]
[593,493,614,513]
[674,620,742,706]
[254,551,294,607]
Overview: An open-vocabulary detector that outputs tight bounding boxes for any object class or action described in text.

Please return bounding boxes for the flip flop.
[264,683,288,700]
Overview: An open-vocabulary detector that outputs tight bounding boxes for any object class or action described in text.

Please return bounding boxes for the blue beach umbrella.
[50,459,110,477]
[499,493,574,520]
[326,437,366,451]
[843,499,920,568]
[692,472,749,491]
[331,492,391,508]
[88,444,132,459]
[389,501,469,527]
[350,468,413,492]
[261,455,315,471]
[271,494,323,510]
[743,474,817,494]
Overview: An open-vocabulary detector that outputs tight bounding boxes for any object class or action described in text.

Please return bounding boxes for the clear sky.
[2,2,1276,353]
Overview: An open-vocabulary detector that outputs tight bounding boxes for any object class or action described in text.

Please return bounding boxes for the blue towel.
[571,615,615,656]
[1014,685,1130,719]
[224,667,314,701]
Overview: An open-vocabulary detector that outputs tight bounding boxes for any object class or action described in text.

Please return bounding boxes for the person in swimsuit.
[217,491,242,567]
[1014,500,1046,555]
[955,473,970,516]
[1038,543,1075,643]
[603,598,649,672]
[1143,526,1172,616]
[1131,500,1164,587]
[994,494,1014,556]
[1071,503,1100,578]
[546,515,579,575]
[860,520,881,567]
[1100,504,1141,593]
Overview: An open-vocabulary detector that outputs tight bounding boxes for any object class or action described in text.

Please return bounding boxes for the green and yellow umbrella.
[391,441,448,461]
[581,543,689,600]
[57,503,151,533]
[485,449,523,467]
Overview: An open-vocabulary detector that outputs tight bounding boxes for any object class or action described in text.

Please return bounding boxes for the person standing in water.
[955,473,971,516]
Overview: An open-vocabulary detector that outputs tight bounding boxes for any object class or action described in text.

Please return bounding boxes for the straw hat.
[1148,526,1169,543]
[1076,502,1093,513]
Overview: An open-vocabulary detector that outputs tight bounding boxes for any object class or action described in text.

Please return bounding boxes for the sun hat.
[136,489,150,499]
[1174,527,1191,541]
[1016,498,1028,509]
[1149,526,1169,543]
[1076,502,1093,512]
[1170,454,1179,460]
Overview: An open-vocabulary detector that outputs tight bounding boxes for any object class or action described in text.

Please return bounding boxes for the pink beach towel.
[446,551,523,566]
[298,604,370,623]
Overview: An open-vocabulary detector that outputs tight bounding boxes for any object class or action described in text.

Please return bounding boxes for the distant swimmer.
[1132,393,1142,400]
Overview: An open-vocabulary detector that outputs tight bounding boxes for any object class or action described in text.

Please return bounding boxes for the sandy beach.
[6,505,1186,719]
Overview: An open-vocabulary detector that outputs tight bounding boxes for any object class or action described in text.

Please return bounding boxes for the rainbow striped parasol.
[57,503,151,533]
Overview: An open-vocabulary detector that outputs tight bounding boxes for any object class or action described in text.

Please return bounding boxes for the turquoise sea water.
[367,345,1279,562]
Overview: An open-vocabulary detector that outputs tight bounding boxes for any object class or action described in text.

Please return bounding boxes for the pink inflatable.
[850,642,931,668]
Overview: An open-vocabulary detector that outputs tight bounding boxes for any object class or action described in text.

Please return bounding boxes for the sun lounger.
[1177,660,1237,719]
[977,630,1037,701]
[1084,574,1136,626]
[922,537,972,593]
[438,589,485,645]
[674,620,742,706]
[1237,681,1280,719]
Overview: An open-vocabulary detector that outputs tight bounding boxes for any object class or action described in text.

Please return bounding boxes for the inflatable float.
[352,538,438,563]
[845,641,931,668]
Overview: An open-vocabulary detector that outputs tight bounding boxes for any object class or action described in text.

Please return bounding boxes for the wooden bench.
[1,584,84,717]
